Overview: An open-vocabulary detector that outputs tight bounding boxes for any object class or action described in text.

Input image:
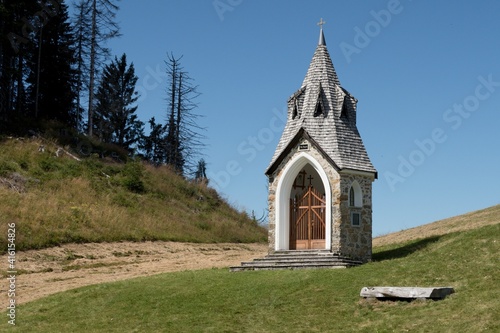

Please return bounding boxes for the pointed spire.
[317,18,327,46]
[266,19,377,177]
[319,28,326,46]
[302,21,340,88]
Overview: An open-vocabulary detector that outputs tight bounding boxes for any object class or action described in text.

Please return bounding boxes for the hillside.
[2,204,498,332]
[374,204,500,247]
[0,136,267,252]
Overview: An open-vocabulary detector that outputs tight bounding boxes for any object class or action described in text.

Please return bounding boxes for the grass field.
[0,137,267,251]
[2,211,498,332]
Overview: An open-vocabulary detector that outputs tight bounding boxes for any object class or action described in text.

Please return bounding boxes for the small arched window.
[349,187,355,206]
[349,181,362,207]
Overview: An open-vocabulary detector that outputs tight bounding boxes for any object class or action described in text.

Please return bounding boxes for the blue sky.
[101,0,500,236]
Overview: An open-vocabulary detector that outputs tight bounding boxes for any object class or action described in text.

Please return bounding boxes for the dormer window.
[292,99,299,119]
[340,96,349,119]
[314,83,327,117]
[290,87,305,120]
[314,98,324,117]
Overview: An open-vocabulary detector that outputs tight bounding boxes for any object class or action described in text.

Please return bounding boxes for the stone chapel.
[231,22,377,271]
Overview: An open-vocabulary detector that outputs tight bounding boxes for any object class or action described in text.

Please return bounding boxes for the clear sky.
[101,0,500,236]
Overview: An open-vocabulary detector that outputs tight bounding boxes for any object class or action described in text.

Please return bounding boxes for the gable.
[265,127,340,176]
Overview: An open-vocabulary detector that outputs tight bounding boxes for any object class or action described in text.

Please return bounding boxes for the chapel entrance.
[289,167,326,250]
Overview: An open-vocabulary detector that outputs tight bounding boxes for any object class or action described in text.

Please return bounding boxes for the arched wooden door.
[289,185,326,250]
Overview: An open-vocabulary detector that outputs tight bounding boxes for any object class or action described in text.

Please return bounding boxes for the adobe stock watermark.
[6,222,17,326]
[208,107,287,191]
[339,0,411,64]
[7,0,61,54]
[213,0,243,22]
[384,74,500,192]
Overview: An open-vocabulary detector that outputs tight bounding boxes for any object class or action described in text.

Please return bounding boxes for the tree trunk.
[34,27,42,118]
[175,72,182,172]
[88,0,97,137]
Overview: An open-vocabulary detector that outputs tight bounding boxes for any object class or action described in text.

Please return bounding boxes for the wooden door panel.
[290,185,326,250]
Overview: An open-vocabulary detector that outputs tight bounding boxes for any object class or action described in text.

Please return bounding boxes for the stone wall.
[267,135,374,262]
[339,174,373,262]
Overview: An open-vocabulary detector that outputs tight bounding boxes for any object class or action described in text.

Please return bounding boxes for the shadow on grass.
[373,236,442,262]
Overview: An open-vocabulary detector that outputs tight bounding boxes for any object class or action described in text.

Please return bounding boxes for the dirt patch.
[1,241,267,305]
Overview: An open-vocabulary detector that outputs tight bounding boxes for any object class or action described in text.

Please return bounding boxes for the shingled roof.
[266,28,377,177]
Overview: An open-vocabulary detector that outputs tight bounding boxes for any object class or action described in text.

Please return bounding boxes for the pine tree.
[94,53,143,153]
[0,0,40,131]
[194,158,208,184]
[26,0,77,128]
[141,117,167,166]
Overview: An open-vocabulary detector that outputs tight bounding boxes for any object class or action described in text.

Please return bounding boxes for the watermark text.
[6,222,16,326]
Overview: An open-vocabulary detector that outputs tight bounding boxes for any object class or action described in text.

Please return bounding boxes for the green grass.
[0,137,267,251]
[3,223,498,332]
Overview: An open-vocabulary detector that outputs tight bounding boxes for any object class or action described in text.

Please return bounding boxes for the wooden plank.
[360,287,454,300]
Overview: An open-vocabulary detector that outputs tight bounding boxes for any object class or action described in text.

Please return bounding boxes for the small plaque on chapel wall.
[299,143,309,151]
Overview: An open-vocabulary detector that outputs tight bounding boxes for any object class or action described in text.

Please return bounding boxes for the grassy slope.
[3,207,499,332]
[0,137,267,251]
[374,204,500,247]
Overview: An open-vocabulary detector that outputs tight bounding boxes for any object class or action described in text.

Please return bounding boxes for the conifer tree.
[26,0,77,127]
[94,53,143,153]
[141,117,167,166]
[0,0,40,130]
[194,158,208,183]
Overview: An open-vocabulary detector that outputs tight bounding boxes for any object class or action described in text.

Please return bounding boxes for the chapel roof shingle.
[266,28,377,177]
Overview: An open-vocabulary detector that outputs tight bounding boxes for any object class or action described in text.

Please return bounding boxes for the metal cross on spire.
[317,18,327,45]
[317,18,326,29]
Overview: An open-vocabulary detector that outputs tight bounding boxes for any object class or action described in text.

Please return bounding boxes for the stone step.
[230,252,363,272]
[261,254,358,260]
[252,257,361,264]
[271,250,335,256]
[264,254,341,259]
[262,252,362,263]
[267,250,343,255]
[240,261,358,268]
[230,262,353,272]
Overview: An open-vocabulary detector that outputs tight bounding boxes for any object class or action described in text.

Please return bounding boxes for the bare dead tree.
[72,0,120,137]
[164,53,206,176]
[72,0,91,132]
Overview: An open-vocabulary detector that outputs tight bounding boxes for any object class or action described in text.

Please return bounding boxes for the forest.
[0,0,206,178]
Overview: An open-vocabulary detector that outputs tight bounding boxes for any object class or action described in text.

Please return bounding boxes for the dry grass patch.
[0,137,267,252]
[374,204,500,247]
